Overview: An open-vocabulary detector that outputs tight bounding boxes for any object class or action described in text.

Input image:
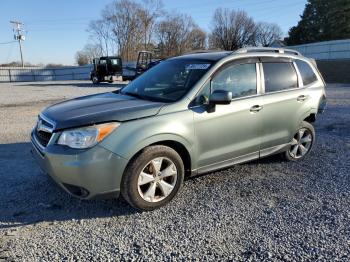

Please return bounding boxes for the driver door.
[193,59,263,172]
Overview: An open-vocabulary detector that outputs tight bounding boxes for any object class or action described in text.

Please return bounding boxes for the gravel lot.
[0,81,349,261]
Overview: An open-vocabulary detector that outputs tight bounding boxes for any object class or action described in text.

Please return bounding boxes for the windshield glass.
[120,59,213,102]
[110,59,121,65]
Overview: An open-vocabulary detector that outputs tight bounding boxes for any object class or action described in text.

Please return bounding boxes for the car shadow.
[187,154,285,182]
[0,142,290,229]
[16,81,128,89]
[0,142,138,229]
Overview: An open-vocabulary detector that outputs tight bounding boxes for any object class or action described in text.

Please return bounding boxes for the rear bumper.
[318,96,327,114]
[31,131,128,199]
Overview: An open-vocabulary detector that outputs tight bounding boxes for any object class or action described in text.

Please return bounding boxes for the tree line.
[76,0,282,65]
[286,0,350,45]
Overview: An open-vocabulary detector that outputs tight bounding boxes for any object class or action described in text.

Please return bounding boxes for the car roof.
[171,51,233,62]
[167,48,312,65]
[100,56,121,60]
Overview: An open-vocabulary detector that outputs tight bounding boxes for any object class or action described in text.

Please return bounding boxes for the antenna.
[10,20,25,67]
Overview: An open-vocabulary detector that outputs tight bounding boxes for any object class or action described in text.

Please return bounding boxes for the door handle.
[297,95,308,102]
[250,105,263,113]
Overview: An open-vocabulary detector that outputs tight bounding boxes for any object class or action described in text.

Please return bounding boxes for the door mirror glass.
[209,90,232,105]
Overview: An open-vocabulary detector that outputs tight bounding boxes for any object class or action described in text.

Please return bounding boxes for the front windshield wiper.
[122,91,146,100]
[121,91,174,103]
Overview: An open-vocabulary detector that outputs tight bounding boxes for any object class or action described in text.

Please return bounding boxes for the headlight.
[57,122,119,149]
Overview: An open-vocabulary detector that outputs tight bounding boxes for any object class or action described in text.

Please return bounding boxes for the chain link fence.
[0,65,92,82]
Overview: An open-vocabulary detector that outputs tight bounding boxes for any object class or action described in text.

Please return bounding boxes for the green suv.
[31,48,326,210]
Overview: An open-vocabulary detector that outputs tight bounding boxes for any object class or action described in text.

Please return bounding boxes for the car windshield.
[120,59,213,102]
[110,59,121,65]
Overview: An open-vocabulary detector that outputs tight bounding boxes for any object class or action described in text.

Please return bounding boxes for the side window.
[295,60,318,86]
[211,63,257,98]
[263,62,298,92]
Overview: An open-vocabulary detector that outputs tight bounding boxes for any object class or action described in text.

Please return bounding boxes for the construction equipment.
[90,56,123,84]
[123,51,162,81]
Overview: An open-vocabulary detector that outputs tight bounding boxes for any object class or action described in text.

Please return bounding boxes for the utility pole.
[10,20,25,67]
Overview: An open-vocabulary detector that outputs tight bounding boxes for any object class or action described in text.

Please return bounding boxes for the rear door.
[259,57,309,156]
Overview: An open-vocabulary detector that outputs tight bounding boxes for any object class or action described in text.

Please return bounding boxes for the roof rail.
[235,47,302,56]
[184,49,225,55]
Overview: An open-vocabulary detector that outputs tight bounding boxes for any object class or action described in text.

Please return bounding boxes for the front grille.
[34,115,55,148]
[40,118,54,129]
[35,129,52,147]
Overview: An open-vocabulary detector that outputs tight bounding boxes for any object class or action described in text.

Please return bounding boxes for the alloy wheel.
[137,157,178,203]
[288,128,313,159]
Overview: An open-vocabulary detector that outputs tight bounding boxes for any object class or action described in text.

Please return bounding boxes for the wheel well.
[150,140,192,177]
[304,114,316,123]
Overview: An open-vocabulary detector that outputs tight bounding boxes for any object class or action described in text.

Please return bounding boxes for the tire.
[283,121,315,161]
[121,145,184,211]
[92,76,99,84]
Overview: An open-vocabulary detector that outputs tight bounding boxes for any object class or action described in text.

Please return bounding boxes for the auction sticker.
[185,64,211,70]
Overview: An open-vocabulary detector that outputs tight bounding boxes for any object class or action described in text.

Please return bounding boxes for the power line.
[185,0,306,19]
[27,27,88,32]
[24,17,94,24]
[0,41,17,45]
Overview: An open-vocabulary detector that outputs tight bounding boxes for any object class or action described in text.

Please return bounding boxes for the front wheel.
[283,121,315,161]
[121,145,184,211]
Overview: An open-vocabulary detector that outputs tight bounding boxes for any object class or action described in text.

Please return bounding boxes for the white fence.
[0,65,92,82]
[289,39,350,60]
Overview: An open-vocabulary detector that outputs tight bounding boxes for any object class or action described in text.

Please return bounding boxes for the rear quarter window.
[263,62,298,92]
[295,60,318,86]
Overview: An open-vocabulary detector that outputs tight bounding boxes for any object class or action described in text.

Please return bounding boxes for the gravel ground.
[0,81,349,261]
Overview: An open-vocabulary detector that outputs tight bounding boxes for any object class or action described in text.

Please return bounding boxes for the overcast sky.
[0,0,307,65]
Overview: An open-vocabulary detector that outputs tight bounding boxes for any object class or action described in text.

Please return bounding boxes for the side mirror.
[209,90,232,105]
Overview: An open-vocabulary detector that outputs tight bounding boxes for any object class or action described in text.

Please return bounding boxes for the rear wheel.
[121,145,184,211]
[284,121,315,161]
[92,76,99,84]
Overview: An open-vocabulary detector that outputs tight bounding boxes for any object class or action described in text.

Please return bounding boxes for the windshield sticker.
[185,64,211,70]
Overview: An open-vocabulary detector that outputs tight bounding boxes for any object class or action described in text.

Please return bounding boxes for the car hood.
[42,92,165,130]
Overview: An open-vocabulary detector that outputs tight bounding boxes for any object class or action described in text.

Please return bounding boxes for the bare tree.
[75,44,103,65]
[156,14,205,57]
[138,0,164,50]
[88,19,114,56]
[209,8,256,50]
[103,0,144,61]
[255,22,283,47]
[82,0,285,63]
[187,27,207,50]
[85,0,206,61]
[75,51,89,66]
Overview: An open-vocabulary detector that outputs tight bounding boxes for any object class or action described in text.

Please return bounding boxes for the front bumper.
[31,131,128,199]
